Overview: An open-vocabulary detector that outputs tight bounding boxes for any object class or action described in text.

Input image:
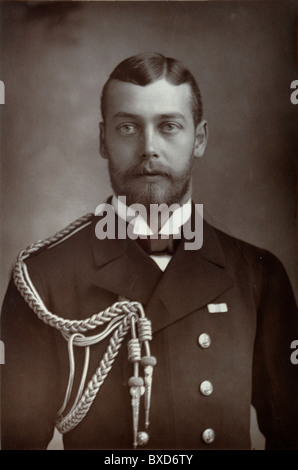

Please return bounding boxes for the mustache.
[126,161,172,178]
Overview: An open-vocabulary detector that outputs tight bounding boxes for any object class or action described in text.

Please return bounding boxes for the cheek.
[106,135,139,166]
[166,136,195,168]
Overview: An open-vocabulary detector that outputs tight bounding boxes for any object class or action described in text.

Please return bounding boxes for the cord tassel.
[137,313,157,430]
[140,356,157,428]
[128,377,145,449]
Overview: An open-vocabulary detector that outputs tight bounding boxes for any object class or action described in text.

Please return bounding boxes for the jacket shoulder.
[13,214,96,294]
[211,224,283,270]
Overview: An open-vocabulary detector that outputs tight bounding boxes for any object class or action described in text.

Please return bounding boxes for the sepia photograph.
[0,0,297,452]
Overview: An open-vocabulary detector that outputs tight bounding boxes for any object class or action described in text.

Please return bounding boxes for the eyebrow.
[159,113,186,121]
[111,112,187,121]
[112,112,139,121]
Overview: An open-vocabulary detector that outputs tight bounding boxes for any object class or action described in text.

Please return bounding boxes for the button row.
[197,334,215,444]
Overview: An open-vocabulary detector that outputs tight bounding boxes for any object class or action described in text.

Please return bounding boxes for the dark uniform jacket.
[1,212,298,450]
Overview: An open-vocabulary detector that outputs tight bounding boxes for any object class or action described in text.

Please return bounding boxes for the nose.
[141,127,159,158]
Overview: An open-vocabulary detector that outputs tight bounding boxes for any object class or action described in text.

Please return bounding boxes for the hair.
[100,52,203,125]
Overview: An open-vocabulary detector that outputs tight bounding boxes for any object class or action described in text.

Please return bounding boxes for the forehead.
[103,78,193,120]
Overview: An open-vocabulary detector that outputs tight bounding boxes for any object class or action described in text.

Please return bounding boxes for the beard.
[107,155,195,209]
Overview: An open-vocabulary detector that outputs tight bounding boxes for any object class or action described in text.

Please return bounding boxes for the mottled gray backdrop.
[0,0,298,451]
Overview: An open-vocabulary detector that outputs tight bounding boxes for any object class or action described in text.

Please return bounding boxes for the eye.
[160,122,182,134]
[117,123,139,136]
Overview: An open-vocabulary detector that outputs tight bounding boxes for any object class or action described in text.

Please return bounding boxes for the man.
[1,53,298,450]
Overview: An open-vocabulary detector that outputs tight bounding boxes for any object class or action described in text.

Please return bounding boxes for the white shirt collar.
[111,194,192,237]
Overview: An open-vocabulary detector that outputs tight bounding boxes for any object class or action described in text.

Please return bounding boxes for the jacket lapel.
[146,218,234,332]
[89,210,234,332]
[90,216,163,304]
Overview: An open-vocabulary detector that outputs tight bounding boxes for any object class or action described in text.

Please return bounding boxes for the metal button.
[198,333,211,349]
[199,380,213,396]
[202,428,215,444]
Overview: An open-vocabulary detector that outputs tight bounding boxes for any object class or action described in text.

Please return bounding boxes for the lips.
[142,171,165,176]
[140,173,167,181]
[128,171,168,184]
[136,168,170,177]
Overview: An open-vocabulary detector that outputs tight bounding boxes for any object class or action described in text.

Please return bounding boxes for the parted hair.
[100,52,203,125]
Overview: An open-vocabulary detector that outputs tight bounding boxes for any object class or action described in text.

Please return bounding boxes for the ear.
[99,122,108,159]
[194,120,208,159]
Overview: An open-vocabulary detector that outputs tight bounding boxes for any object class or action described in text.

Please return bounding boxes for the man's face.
[100,77,207,208]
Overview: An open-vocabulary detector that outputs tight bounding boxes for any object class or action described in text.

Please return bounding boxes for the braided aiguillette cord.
[11,213,156,447]
[57,332,89,418]
[56,312,133,434]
